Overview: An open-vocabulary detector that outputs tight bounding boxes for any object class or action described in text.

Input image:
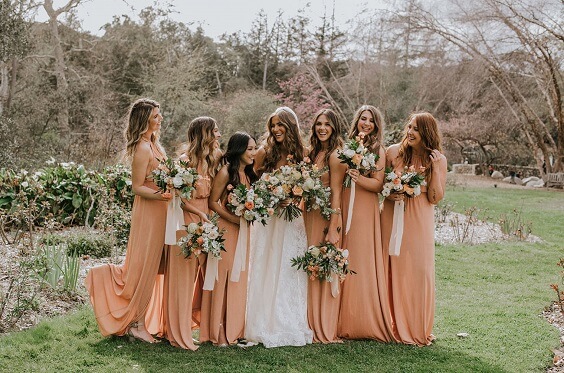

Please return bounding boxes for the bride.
[244,107,313,348]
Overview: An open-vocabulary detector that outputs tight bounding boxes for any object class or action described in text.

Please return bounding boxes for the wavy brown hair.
[308,108,344,167]
[124,98,166,160]
[398,112,442,180]
[260,107,305,174]
[183,116,221,179]
[347,105,384,152]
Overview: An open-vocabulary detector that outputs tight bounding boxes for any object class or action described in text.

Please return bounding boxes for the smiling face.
[356,110,375,136]
[241,137,257,166]
[213,124,222,147]
[147,106,162,134]
[406,117,423,149]
[314,114,333,144]
[270,115,287,143]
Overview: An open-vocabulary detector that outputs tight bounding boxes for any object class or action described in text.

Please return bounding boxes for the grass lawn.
[1,184,562,372]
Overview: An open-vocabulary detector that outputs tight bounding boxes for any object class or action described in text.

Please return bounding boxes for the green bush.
[40,231,114,258]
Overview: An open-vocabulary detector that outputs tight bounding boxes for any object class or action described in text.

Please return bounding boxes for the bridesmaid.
[85,98,171,343]
[380,112,447,346]
[304,109,347,343]
[200,132,258,346]
[337,105,394,341]
[163,116,222,350]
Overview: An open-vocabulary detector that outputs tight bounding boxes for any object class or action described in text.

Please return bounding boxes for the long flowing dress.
[337,179,394,341]
[199,182,250,346]
[245,212,313,348]
[381,154,442,346]
[85,143,167,337]
[303,152,342,343]
[162,172,210,350]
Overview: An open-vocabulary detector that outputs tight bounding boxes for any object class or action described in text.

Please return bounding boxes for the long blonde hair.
[260,107,305,174]
[124,98,166,160]
[347,105,384,152]
[183,116,221,179]
[398,112,442,180]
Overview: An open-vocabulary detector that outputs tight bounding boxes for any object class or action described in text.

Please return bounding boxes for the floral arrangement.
[177,213,225,259]
[226,183,274,225]
[151,158,200,199]
[253,156,332,221]
[291,242,354,282]
[295,157,334,220]
[337,132,379,187]
[381,165,427,198]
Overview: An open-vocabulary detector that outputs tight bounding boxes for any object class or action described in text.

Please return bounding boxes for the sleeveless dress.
[199,180,250,345]
[162,168,210,350]
[337,173,394,341]
[245,171,313,348]
[85,142,167,337]
[380,154,441,346]
[303,151,342,343]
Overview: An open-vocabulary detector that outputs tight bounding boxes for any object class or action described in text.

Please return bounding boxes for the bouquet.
[381,165,427,198]
[151,158,200,199]
[254,156,332,221]
[177,213,225,259]
[291,242,355,296]
[226,183,274,225]
[382,165,426,257]
[337,132,379,187]
[295,158,334,220]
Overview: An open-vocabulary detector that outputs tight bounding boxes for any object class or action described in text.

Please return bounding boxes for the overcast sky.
[35,0,393,39]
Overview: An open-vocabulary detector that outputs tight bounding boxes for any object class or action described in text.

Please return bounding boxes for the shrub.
[40,231,113,258]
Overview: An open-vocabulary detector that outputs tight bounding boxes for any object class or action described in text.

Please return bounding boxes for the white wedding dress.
[245,215,313,348]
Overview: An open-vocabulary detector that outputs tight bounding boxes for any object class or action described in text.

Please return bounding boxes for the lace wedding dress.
[245,215,313,348]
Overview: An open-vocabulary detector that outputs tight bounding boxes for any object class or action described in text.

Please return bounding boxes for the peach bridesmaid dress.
[162,170,210,350]
[199,183,250,346]
[303,151,342,343]
[85,143,167,337]
[381,154,444,346]
[337,178,394,341]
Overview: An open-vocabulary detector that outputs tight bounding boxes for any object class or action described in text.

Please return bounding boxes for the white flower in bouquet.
[181,171,194,184]
[342,249,349,258]
[186,222,198,234]
[207,229,219,240]
[172,175,184,189]
[343,148,355,158]
[310,246,320,257]
[302,177,315,192]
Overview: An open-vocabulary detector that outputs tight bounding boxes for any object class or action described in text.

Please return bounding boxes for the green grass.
[1,185,562,372]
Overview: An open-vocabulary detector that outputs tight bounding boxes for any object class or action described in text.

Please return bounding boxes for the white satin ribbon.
[203,255,219,290]
[345,180,356,234]
[230,218,249,282]
[388,200,405,256]
[164,192,184,245]
[330,273,340,298]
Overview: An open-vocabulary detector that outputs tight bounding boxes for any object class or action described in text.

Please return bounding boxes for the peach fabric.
[162,173,210,350]
[337,181,394,341]
[303,152,342,343]
[199,184,250,346]
[85,144,167,337]
[381,155,442,346]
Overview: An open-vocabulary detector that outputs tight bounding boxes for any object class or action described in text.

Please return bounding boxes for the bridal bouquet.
[226,183,274,225]
[294,157,334,220]
[152,158,201,245]
[337,132,379,187]
[382,166,426,257]
[381,165,427,198]
[291,242,354,297]
[177,213,225,259]
[151,158,200,199]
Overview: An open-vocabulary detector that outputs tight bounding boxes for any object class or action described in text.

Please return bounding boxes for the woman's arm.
[253,147,266,175]
[131,142,171,201]
[325,150,347,245]
[426,149,447,204]
[181,199,210,223]
[208,166,240,225]
[347,146,386,193]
